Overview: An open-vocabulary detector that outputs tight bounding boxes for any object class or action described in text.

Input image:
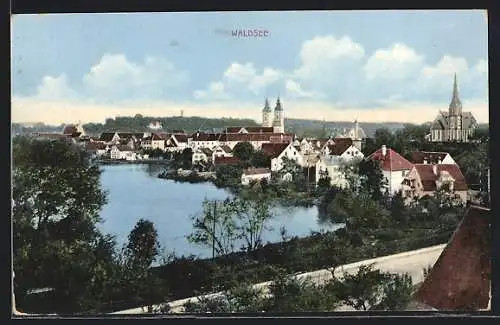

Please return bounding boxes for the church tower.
[448,73,463,141]
[261,98,273,127]
[272,97,285,133]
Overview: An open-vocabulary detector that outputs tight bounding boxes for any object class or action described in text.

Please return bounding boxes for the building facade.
[262,97,285,133]
[429,74,478,142]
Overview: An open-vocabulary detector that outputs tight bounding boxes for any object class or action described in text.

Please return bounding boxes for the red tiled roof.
[368,146,414,172]
[219,133,276,142]
[243,167,271,175]
[329,138,353,156]
[191,133,221,141]
[414,206,491,310]
[225,126,275,133]
[269,134,293,143]
[411,151,451,164]
[261,143,290,158]
[414,164,468,191]
[99,132,116,142]
[214,156,241,165]
[152,133,168,140]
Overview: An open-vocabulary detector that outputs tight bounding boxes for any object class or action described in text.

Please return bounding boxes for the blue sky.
[11,10,488,124]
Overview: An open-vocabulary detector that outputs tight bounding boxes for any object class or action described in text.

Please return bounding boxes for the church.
[261,97,285,133]
[429,74,478,142]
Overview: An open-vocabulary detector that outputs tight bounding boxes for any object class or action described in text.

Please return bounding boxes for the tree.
[187,199,239,258]
[12,136,115,312]
[251,149,271,168]
[214,165,243,187]
[328,264,413,311]
[126,219,160,270]
[231,197,275,252]
[180,148,193,169]
[233,142,255,162]
[358,159,387,202]
[373,128,396,148]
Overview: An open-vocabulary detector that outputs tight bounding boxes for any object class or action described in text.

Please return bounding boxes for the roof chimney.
[381,145,387,157]
[433,164,438,176]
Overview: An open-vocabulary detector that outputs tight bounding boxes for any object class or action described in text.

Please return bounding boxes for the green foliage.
[214,165,243,188]
[329,264,413,311]
[126,219,161,269]
[251,149,271,168]
[232,142,255,162]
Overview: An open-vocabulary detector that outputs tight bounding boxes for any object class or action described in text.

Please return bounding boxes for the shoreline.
[95,159,171,165]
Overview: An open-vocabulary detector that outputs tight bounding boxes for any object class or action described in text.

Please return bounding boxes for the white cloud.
[34,74,78,101]
[421,55,468,78]
[364,43,425,79]
[193,81,229,100]
[285,79,324,99]
[294,35,365,80]
[475,59,488,74]
[82,53,188,101]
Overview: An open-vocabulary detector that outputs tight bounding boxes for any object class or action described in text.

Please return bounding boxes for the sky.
[11,10,489,125]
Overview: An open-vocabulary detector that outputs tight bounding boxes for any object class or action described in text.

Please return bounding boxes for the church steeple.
[274,96,283,112]
[263,98,271,112]
[449,73,462,116]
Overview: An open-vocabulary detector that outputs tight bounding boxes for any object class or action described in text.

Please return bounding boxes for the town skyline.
[11,10,488,124]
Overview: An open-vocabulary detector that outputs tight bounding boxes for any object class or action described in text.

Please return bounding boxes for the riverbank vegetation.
[12,123,488,314]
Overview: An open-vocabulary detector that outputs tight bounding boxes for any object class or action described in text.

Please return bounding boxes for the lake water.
[98,164,339,258]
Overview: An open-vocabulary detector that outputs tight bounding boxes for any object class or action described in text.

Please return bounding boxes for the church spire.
[449,73,462,116]
[263,98,271,112]
[275,96,283,111]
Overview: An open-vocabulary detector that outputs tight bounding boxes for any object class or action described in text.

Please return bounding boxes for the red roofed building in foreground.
[410,205,490,311]
[401,164,468,205]
[367,145,414,195]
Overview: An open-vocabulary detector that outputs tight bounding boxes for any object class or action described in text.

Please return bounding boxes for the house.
[241,168,272,186]
[110,145,137,161]
[211,145,233,163]
[148,121,163,130]
[367,145,414,195]
[141,136,152,150]
[261,142,303,172]
[409,151,456,165]
[192,148,213,165]
[337,120,366,151]
[151,133,167,151]
[164,136,181,153]
[400,164,468,204]
[172,134,189,151]
[315,138,365,188]
[85,142,108,158]
[213,156,241,167]
[411,206,490,311]
[99,132,120,144]
[188,133,221,150]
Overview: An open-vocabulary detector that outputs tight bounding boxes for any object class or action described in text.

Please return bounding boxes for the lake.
[98,164,340,258]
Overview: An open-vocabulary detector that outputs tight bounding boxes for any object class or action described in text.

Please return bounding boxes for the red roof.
[152,133,168,140]
[414,164,468,191]
[225,126,275,133]
[329,138,353,156]
[219,133,281,142]
[173,134,188,143]
[261,143,290,158]
[414,206,491,310]
[368,146,414,172]
[191,133,221,141]
[214,156,241,165]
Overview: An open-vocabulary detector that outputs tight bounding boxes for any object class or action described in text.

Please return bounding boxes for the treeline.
[82,115,260,135]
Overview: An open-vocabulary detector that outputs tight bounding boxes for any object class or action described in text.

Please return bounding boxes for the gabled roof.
[413,205,491,310]
[329,138,353,156]
[174,134,188,143]
[118,132,135,139]
[261,143,290,158]
[112,145,133,152]
[151,133,168,140]
[99,132,117,142]
[368,147,414,172]
[410,151,451,164]
[413,164,468,191]
[225,126,275,133]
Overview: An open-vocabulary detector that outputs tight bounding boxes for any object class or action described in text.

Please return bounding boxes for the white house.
[192,148,213,165]
[188,133,221,150]
[315,138,364,188]
[110,145,137,161]
[367,145,415,195]
[409,151,457,165]
[262,142,303,172]
[151,133,167,151]
[241,168,272,186]
[148,121,163,130]
[211,145,233,163]
[99,132,121,145]
[171,134,189,151]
